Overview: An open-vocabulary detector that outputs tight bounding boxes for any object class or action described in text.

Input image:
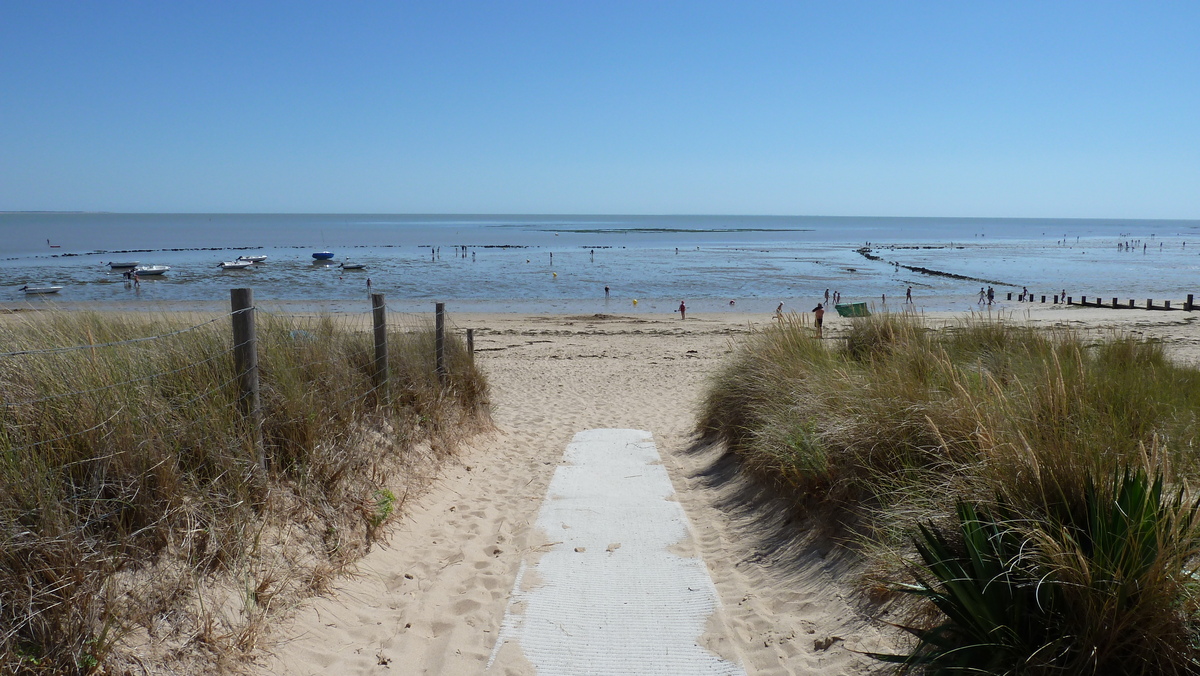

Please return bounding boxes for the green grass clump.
[699,313,1200,673]
[0,311,488,674]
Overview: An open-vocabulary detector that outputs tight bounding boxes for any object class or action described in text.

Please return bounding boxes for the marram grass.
[699,312,1200,674]
[0,311,488,674]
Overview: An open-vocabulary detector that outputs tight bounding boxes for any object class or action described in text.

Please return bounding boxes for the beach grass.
[0,310,488,674]
[699,312,1200,673]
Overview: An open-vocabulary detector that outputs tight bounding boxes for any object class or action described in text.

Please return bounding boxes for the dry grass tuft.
[0,311,488,674]
[699,312,1200,673]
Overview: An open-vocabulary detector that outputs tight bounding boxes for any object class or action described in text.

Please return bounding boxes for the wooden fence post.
[371,293,389,404]
[1112,298,1118,308]
[466,328,475,364]
[1081,295,1087,304]
[1188,294,1194,311]
[231,288,264,471]
[435,302,447,385]
[1147,299,1153,309]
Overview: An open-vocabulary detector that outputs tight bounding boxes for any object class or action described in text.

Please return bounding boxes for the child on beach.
[774,302,784,320]
[812,303,825,338]
[678,300,686,320]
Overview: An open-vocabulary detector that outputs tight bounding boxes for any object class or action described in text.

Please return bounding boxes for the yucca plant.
[877,468,1200,675]
[872,501,1069,675]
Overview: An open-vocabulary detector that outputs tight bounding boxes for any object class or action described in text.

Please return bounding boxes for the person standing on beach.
[774,302,784,319]
[987,286,995,305]
[678,300,686,320]
[978,287,986,304]
[604,285,610,297]
[824,289,830,305]
[906,287,913,304]
[813,303,825,338]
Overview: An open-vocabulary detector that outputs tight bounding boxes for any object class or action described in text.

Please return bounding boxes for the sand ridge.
[253,307,1200,675]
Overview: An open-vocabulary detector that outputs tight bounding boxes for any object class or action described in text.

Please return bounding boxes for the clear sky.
[2,1,1198,218]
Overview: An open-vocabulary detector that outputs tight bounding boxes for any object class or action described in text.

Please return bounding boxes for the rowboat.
[218,260,254,270]
[237,255,268,263]
[20,285,63,294]
[339,262,366,270]
[133,265,170,275]
[108,261,139,269]
[312,251,335,260]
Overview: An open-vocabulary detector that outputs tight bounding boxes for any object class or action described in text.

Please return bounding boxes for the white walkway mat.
[488,428,744,675]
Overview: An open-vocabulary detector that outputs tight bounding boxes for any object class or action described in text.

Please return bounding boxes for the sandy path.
[254,307,1200,675]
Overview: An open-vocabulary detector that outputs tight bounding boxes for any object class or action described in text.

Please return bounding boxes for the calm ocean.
[2,213,1199,313]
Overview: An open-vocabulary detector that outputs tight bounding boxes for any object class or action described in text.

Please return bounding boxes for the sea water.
[2,213,1198,313]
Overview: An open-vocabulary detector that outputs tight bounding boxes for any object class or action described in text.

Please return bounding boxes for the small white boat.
[108,261,139,269]
[218,260,254,270]
[237,255,268,263]
[339,262,366,270]
[20,285,63,294]
[133,265,170,275]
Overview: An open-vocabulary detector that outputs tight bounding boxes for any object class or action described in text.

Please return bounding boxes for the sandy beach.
[249,305,1200,675]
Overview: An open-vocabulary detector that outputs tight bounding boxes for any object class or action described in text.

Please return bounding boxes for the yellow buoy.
[632,299,638,306]
[552,272,557,277]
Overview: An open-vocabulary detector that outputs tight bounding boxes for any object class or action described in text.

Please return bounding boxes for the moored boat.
[20,285,63,294]
[108,261,139,269]
[218,260,254,270]
[133,265,170,275]
[237,255,268,263]
[312,251,334,260]
[339,262,366,270]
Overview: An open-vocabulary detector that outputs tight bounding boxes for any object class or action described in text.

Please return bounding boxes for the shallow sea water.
[2,213,1198,313]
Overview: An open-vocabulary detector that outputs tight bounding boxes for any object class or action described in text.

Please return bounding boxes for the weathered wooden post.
[371,293,389,404]
[1147,299,1154,309]
[1112,298,1119,308]
[1041,295,1046,303]
[1129,300,1135,308]
[1007,292,1012,300]
[435,302,447,385]
[1081,295,1087,304]
[466,328,475,364]
[231,288,264,471]
[1067,296,1073,304]
[1166,300,1172,309]
[1188,294,1194,311]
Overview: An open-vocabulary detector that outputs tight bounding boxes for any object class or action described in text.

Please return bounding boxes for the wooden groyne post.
[466,328,475,364]
[231,288,265,471]
[435,302,447,385]
[371,292,389,404]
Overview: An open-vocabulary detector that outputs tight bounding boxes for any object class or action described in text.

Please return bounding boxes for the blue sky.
[2,1,1198,217]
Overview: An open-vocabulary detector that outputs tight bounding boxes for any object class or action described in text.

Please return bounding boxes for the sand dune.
[253,307,1200,675]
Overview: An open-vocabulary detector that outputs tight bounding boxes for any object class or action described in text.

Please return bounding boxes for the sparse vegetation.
[0,310,488,674]
[699,312,1200,674]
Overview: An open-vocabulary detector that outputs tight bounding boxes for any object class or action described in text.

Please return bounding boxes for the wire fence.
[0,291,467,463]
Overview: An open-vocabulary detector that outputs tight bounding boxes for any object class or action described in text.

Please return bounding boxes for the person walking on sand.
[678,300,686,320]
[978,287,986,304]
[774,302,784,320]
[813,303,825,338]
[987,286,995,305]
[906,286,913,304]
[824,288,830,305]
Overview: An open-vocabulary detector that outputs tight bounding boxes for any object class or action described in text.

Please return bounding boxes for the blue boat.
[312,251,334,260]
